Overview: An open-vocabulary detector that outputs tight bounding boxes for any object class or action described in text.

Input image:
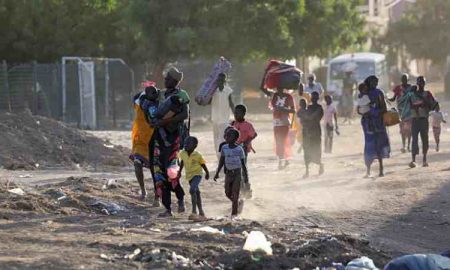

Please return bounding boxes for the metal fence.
[0,59,267,130]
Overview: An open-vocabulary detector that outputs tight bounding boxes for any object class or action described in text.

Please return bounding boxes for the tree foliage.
[384,0,450,64]
[0,0,366,67]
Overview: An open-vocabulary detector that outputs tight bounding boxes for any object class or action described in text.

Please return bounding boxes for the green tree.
[128,0,365,81]
[292,0,366,58]
[384,0,450,64]
[0,0,130,63]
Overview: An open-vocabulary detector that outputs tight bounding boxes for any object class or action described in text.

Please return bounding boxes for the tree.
[292,0,366,58]
[128,0,365,82]
[384,0,450,64]
[0,0,365,71]
[0,0,132,63]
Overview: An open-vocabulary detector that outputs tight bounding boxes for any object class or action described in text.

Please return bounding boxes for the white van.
[327,52,389,96]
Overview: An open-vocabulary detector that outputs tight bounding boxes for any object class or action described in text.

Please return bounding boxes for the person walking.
[271,87,296,169]
[214,128,248,218]
[403,76,439,168]
[152,67,190,217]
[389,73,412,153]
[304,74,324,96]
[322,94,339,154]
[211,73,234,158]
[298,92,324,178]
[357,76,390,177]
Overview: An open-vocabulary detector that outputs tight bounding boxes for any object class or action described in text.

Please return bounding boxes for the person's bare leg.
[378,158,384,177]
[134,161,147,200]
[407,136,411,152]
[401,135,406,153]
[297,144,303,153]
[303,163,310,178]
[364,164,371,178]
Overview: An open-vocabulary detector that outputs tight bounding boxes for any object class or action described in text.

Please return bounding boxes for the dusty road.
[0,108,449,269]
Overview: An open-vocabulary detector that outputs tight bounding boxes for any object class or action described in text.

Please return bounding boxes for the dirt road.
[0,111,449,269]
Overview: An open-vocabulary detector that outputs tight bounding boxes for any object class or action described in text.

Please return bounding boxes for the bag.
[195,57,232,106]
[383,109,400,126]
[261,60,303,90]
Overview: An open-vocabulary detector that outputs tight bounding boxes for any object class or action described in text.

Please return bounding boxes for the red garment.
[274,126,291,159]
[392,84,411,99]
[232,120,257,153]
[271,92,295,126]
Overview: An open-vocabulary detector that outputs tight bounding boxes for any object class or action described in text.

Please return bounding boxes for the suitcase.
[195,57,232,106]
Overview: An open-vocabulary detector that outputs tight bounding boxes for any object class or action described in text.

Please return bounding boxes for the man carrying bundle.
[211,73,234,159]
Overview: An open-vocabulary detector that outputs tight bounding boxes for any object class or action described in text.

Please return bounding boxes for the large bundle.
[195,57,232,106]
[261,60,303,90]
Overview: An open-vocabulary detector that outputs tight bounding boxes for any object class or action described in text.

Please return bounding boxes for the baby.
[356,83,371,114]
[356,83,375,133]
[145,90,184,147]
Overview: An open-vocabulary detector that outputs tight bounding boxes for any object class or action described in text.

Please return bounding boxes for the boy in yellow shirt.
[178,136,210,221]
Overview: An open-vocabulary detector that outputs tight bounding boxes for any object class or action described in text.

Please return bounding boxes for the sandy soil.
[0,106,449,269]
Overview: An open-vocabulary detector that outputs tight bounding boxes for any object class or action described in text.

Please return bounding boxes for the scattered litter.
[171,251,190,267]
[125,248,141,260]
[149,228,162,233]
[103,144,115,149]
[99,254,112,261]
[190,226,224,235]
[44,188,66,200]
[18,174,32,178]
[102,179,119,190]
[318,262,345,270]
[90,200,122,215]
[35,163,40,168]
[346,256,378,270]
[8,188,25,196]
[243,231,273,255]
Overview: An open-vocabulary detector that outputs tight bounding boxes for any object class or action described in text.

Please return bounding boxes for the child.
[214,128,248,218]
[430,107,446,152]
[230,104,257,198]
[322,95,339,153]
[356,84,371,114]
[356,83,374,133]
[178,136,210,221]
[152,95,184,147]
[130,85,158,202]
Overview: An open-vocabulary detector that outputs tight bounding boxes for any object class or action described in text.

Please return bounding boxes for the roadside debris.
[8,188,25,196]
[243,231,273,255]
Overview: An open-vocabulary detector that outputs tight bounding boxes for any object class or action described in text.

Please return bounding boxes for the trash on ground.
[102,179,119,190]
[125,248,141,260]
[243,231,273,255]
[171,251,190,267]
[346,256,378,270]
[18,174,32,178]
[100,254,112,261]
[8,188,25,196]
[190,226,224,235]
[89,200,122,215]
